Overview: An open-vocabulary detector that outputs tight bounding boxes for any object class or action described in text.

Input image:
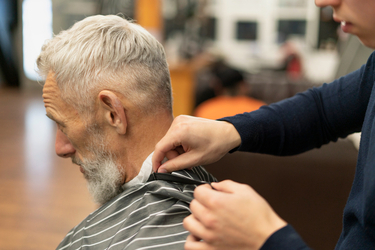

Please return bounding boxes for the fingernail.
[158,168,167,173]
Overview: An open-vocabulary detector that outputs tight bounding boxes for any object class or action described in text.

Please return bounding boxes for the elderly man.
[38,15,216,250]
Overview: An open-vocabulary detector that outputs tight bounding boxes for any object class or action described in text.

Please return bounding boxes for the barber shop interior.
[1,0,372,249]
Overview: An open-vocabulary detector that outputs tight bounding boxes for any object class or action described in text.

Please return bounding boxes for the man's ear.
[98,90,127,135]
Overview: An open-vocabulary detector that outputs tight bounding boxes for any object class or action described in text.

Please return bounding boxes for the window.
[236,21,257,41]
[277,20,306,43]
[22,0,53,81]
[279,0,307,7]
[200,17,217,40]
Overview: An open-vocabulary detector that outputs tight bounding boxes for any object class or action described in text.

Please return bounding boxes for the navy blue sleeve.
[260,224,311,250]
[220,52,375,156]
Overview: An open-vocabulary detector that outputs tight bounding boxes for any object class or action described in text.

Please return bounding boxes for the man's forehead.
[42,72,68,114]
[42,72,80,124]
[43,73,61,99]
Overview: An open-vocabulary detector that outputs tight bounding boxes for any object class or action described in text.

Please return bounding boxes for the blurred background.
[0,0,373,249]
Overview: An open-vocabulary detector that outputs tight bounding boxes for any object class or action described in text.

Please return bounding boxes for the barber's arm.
[183,180,310,250]
[153,64,368,174]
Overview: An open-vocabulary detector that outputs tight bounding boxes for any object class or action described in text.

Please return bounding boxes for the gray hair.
[37,15,172,117]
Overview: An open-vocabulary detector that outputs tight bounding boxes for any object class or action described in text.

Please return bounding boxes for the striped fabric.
[57,166,216,250]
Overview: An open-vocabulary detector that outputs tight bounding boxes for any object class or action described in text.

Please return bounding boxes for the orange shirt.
[194,96,266,120]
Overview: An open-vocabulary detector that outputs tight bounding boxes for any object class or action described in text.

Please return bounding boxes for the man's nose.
[55,128,76,158]
[315,0,341,8]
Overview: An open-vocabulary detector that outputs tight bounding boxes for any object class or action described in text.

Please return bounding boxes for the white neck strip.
[122,152,153,190]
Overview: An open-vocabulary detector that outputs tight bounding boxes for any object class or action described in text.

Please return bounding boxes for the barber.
[153,0,375,249]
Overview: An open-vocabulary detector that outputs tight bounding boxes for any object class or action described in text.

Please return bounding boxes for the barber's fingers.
[193,181,255,212]
[152,115,189,172]
[189,198,219,231]
[186,234,201,242]
[159,151,202,173]
[185,234,216,250]
[211,179,247,193]
[152,138,176,172]
[183,214,217,244]
[153,128,201,173]
[192,184,229,210]
[164,146,185,160]
[152,133,191,172]
[163,146,186,161]
[164,149,180,161]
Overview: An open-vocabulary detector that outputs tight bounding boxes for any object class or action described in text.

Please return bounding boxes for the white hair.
[37,15,172,117]
[72,125,124,205]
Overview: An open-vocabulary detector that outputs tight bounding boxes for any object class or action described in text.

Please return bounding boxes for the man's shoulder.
[57,181,190,249]
[56,166,216,250]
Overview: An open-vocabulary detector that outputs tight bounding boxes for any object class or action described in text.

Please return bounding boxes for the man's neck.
[121,152,154,190]
[118,111,173,184]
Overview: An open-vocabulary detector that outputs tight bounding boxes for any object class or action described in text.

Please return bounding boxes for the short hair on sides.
[37,14,173,118]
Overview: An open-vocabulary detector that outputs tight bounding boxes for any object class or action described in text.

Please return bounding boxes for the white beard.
[72,128,124,205]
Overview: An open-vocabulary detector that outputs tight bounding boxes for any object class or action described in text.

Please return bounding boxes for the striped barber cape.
[56,166,217,250]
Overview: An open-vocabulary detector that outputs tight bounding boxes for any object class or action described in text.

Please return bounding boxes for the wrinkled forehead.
[42,72,62,103]
[42,72,79,117]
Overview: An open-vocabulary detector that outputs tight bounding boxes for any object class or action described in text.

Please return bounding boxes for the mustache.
[72,156,83,166]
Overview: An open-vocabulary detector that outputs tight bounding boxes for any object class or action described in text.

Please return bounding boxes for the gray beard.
[72,128,124,205]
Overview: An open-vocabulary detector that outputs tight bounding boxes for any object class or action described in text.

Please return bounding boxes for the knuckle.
[194,185,209,198]
[174,116,190,131]
[204,231,218,244]
[182,216,191,230]
[222,179,233,185]
[184,241,192,250]
[207,194,221,207]
[203,214,219,230]
[154,141,162,150]
[241,183,253,191]
[175,120,187,132]
[174,115,186,125]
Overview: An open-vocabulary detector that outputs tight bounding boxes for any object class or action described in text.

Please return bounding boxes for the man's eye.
[57,124,66,134]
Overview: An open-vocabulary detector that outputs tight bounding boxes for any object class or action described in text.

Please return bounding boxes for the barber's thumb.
[157,161,180,173]
[211,180,240,193]
[152,149,181,173]
[157,167,168,173]
[158,155,195,173]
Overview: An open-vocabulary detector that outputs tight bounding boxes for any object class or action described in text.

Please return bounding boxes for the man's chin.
[87,180,124,205]
[81,161,124,205]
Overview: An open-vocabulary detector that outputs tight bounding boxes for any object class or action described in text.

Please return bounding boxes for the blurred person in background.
[152,0,375,249]
[194,62,266,120]
[278,41,303,81]
[38,15,216,250]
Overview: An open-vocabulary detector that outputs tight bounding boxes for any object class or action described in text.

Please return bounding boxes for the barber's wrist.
[220,121,241,152]
[260,223,310,250]
[268,216,288,238]
[257,216,288,248]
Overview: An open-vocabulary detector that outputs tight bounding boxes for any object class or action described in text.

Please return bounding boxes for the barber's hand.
[183,180,287,250]
[152,115,241,173]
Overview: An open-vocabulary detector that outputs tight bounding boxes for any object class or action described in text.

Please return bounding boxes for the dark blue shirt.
[220,51,375,249]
